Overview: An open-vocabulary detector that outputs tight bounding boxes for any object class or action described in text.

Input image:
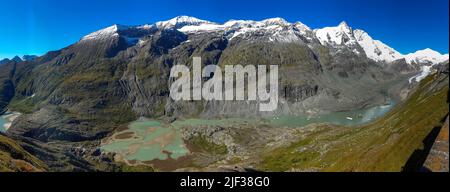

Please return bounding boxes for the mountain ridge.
[79,16,448,65]
[0,55,38,64]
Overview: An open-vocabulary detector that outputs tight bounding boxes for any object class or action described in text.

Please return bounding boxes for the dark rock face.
[282,84,320,102]
[434,61,449,74]
[388,59,418,74]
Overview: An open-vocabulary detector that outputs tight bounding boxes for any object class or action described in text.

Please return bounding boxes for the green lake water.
[101,100,395,162]
[0,116,6,132]
[101,120,189,162]
[171,118,257,128]
[269,100,395,127]
[0,112,19,133]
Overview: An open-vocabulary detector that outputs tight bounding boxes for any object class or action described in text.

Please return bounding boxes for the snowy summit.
[80,16,449,65]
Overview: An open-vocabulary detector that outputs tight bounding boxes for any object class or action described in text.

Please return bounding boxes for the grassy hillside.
[261,72,449,171]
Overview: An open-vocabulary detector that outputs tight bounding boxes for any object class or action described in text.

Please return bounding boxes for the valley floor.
[0,68,448,172]
[91,72,449,172]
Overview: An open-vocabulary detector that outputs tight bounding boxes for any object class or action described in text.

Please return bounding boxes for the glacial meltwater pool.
[269,100,395,127]
[100,118,257,163]
[0,116,6,132]
[0,112,21,133]
[100,99,396,163]
[101,120,189,162]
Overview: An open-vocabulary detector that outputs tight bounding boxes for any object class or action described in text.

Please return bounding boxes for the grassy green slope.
[0,134,48,172]
[261,72,449,171]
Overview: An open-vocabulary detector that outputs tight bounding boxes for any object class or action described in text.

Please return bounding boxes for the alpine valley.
[0,16,448,172]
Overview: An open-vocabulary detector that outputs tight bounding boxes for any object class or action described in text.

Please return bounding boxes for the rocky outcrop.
[423,116,449,172]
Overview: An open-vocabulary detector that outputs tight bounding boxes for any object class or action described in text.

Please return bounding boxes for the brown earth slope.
[0,133,47,172]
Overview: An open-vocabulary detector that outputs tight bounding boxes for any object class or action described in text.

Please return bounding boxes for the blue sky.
[0,0,448,60]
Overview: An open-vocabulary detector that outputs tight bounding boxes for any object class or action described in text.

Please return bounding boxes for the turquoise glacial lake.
[0,112,21,133]
[100,100,396,162]
[0,116,6,132]
[269,100,395,127]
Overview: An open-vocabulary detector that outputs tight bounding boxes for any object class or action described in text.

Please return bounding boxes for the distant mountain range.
[0,55,38,64]
[80,16,448,64]
[2,16,447,66]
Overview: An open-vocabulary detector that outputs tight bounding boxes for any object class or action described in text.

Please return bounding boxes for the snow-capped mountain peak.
[353,29,403,62]
[176,17,301,42]
[156,16,213,29]
[78,16,448,66]
[294,21,311,31]
[314,21,357,46]
[315,23,447,64]
[404,48,449,64]
[406,48,449,83]
[338,21,351,32]
[223,20,252,27]
[262,17,289,26]
[82,24,129,40]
